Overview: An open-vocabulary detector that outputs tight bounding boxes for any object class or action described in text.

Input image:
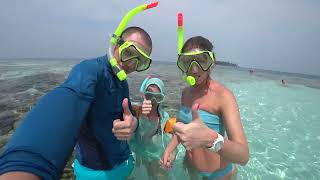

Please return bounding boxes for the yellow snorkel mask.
[177,12,215,86]
[108,2,159,81]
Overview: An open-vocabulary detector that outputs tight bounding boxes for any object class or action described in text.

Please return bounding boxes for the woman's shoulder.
[208,80,234,98]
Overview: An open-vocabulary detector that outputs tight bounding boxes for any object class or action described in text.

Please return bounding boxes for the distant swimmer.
[282,79,286,85]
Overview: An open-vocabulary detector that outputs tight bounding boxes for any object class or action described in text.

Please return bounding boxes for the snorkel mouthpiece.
[186,76,196,86]
[182,75,196,86]
[108,2,159,81]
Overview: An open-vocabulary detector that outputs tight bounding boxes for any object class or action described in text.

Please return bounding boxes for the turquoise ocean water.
[0,59,319,179]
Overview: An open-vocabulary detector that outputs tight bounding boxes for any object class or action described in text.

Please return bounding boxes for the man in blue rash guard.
[0,26,153,180]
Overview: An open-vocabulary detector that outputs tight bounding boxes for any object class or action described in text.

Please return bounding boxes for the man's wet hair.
[120,26,152,52]
[182,36,213,53]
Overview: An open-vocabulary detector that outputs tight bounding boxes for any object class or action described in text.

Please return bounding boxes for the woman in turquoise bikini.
[160,13,249,180]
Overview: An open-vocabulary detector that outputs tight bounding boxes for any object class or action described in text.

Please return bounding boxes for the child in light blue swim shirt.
[129,77,173,179]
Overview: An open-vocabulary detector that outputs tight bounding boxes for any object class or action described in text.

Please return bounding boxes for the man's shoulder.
[60,56,109,98]
[73,55,107,74]
[63,55,109,86]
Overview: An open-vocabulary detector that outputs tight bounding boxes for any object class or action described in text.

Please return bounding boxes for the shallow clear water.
[228,80,320,180]
[0,59,320,179]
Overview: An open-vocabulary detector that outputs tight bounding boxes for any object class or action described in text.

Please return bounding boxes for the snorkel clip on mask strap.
[108,2,159,81]
[177,12,196,86]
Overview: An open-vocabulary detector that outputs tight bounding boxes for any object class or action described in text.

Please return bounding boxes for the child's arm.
[160,133,179,169]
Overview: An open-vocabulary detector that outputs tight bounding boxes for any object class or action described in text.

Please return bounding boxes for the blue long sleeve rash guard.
[0,55,135,179]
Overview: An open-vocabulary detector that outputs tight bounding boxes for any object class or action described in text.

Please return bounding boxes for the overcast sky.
[1,0,320,75]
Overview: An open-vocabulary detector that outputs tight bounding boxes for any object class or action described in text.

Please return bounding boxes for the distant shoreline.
[1,58,319,78]
[0,58,238,67]
[215,61,238,67]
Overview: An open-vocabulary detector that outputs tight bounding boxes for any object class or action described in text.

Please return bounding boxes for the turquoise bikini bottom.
[200,163,233,179]
[73,155,134,180]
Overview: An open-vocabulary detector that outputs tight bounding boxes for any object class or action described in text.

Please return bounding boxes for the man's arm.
[0,171,41,180]
[0,59,100,179]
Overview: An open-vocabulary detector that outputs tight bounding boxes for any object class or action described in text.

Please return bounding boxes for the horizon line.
[0,57,319,78]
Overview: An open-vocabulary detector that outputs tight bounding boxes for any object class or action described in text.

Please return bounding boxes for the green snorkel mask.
[108,2,159,81]
[177,12,215,86]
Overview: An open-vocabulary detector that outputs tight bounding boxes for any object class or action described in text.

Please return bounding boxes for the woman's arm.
[218,90,249,165]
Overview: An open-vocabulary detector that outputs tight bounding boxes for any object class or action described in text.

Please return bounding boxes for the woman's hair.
[182,36,213,53]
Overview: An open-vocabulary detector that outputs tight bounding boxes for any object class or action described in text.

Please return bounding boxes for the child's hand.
[142,95,152,115]
[160,149,176,170]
